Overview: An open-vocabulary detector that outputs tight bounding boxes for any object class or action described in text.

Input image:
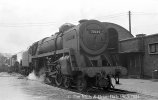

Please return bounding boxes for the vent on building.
[136,34,146,37]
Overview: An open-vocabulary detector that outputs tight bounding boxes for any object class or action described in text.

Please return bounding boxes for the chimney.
[79,19,88,23]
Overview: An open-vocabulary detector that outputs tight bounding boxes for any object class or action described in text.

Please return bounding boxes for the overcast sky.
[0,0,158,54]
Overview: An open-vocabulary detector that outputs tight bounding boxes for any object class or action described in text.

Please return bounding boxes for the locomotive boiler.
[28,19,126,91]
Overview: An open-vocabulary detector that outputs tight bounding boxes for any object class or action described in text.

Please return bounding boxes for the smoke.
[27,67,46,82]
[27,70,38,80]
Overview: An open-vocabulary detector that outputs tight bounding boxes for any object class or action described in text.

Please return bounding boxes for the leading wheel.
[77,77,87,92]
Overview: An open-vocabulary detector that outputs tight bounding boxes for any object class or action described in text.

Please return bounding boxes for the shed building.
[119,33,158,78]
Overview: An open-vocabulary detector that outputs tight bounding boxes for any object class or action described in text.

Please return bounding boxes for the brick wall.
[119,34,158,78]
[143,34,158,77]
[119,38,142,53]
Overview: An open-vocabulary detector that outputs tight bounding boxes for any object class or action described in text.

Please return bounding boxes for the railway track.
[25,75,158,100]
[47,82,137,95]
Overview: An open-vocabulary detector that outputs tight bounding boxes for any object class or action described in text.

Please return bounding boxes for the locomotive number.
[87,29,102,34]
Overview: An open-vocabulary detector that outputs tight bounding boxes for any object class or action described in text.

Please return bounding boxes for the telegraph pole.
[129,11,132,34]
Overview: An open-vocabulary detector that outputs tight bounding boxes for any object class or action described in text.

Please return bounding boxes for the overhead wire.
[0,12,128,27]
[0,11,158,27]
[0,22,57,27]
[132,12,158,15]
[95,12,127,19]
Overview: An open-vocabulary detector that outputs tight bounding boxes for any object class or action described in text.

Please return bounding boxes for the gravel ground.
[0,72,158,100]
[114,78,158,100]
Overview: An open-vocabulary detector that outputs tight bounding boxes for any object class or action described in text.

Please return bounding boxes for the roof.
[102,22,134,40]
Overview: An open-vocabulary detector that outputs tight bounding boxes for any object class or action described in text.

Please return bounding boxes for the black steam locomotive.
[23,19,126,91]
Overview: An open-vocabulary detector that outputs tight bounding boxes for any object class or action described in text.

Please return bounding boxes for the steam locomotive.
[21,20,127,91]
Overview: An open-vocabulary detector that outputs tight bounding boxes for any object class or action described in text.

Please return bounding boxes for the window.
[149,43,158,54]
[156,44,158,52]
[150,44,156,53]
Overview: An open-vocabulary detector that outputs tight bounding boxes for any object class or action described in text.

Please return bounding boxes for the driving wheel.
[55,64,63,86]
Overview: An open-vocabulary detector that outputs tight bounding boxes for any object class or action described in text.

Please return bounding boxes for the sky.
[0,0,158,54]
